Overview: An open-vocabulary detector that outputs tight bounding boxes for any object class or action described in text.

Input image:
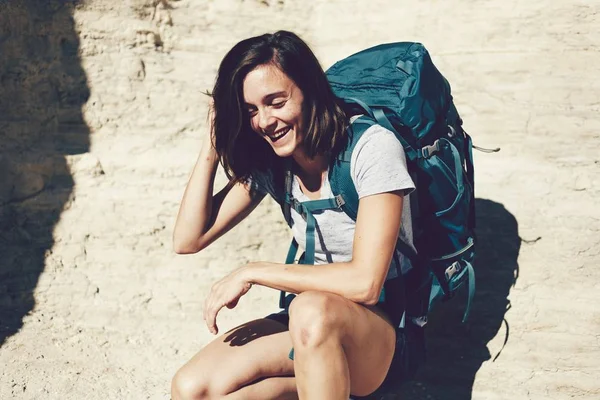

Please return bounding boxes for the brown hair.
[211,30,347,183]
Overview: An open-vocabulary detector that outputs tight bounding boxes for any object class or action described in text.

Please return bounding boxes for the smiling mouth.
[268,127,291,143]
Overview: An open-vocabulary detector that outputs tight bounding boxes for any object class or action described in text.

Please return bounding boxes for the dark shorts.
[265,309,291,327]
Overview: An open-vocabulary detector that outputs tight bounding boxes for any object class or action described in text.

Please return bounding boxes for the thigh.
[174,318,295,397]
[291,291,396,396]
[343,302,396,396]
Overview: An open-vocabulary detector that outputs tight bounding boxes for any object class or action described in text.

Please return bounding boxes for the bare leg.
[171,319,295,400]
[172,295,395,400]
[224,377,298,400]
[288,291,396,399]
[294,328,350,399]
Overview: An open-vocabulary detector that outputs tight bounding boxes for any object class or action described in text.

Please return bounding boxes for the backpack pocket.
[418,138,473,252]
[417,138,475,303]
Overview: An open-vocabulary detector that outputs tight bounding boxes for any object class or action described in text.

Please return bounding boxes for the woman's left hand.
[203,267,253,335]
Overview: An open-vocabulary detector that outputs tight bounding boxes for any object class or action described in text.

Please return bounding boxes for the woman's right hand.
[203,267,253,335]
[200,96,218,160]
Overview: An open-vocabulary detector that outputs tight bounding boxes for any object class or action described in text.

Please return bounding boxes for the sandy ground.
[0,0,599,399]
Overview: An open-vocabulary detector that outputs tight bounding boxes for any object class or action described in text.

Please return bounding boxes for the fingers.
[206,303,220,335]
[203,299,219,335]
[203,286,221,335]
[202,277,252,335]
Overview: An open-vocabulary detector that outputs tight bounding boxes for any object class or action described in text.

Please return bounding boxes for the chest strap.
[278,193,345,310]
[284,192,346,266]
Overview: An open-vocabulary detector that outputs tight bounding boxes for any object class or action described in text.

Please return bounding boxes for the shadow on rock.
[0,0,89,347]
[392,198,520,400]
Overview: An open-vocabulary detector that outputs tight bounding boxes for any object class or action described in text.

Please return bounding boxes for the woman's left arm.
[203,190,404,334]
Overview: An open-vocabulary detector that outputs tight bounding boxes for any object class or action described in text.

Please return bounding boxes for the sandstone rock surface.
[1,0,599,399]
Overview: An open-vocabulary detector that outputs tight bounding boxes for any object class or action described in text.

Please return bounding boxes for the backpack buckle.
[420,140,440,159]
[288,196,305,217]
[335,194,346,208]
[445,261,462,281]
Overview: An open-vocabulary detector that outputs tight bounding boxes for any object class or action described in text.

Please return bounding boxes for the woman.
[171,30,416,400]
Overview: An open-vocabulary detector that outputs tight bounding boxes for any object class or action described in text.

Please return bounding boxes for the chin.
[271,145,295,158]
[266,133,300,158]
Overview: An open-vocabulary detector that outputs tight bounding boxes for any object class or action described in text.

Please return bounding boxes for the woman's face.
[243,64,306,158]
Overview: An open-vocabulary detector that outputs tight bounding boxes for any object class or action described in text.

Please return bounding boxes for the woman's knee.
[171,364,210,400]
[171,352,258,399]
[288,291,348,348]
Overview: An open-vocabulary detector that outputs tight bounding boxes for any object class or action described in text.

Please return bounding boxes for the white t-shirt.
[253,122,416,279]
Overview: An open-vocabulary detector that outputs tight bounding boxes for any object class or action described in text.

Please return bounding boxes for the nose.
[257,107,276,134]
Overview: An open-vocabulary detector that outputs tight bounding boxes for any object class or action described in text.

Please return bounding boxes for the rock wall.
[0,0,89,350]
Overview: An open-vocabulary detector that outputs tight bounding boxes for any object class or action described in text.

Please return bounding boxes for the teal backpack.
[277,42,479,384]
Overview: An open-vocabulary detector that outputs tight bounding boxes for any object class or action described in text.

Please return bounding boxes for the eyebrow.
[245,91,288,107]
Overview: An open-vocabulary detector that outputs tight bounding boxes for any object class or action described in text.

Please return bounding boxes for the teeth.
[271,127,290,140]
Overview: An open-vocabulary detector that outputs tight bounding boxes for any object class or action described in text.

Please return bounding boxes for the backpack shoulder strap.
[330,116,421,262]
[329,115,376,221]
[281,158,294,227]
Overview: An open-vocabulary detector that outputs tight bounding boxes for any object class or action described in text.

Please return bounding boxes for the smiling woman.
[209,31,348,188]
[243,64,306,158]
[172,31,416,400]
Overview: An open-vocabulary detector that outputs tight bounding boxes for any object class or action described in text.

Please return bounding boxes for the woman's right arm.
[172,142,265,254]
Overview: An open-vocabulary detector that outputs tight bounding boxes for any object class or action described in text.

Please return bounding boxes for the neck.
[291,149,328,178]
